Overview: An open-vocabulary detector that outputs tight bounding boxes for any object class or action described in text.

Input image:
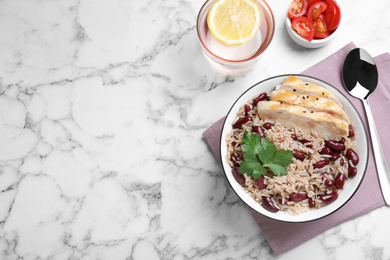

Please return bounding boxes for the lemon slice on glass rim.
[207,0,261,46]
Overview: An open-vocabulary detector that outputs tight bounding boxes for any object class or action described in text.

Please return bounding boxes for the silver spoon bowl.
[342,48,390,206]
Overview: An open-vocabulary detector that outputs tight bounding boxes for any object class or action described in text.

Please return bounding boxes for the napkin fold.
[202,42,390,255]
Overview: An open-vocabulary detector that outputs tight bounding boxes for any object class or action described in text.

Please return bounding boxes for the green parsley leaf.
[241,132,262,155]
[257,138,276,164]
[264,163,288,176]
[265,148,294,166]
[238,154,266,179]
[238,131,293,179]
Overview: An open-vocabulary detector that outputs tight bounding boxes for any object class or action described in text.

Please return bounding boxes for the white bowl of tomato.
[285,0,342,48]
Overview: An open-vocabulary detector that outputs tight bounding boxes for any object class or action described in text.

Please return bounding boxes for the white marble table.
[1,0,390,259]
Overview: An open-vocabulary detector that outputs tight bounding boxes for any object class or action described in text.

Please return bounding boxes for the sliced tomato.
[325,0,341,31]
[307,0,323,8]
[307,2,327,21]
[292,16,315,42]
[288,0,308,19]
[313,14,330,38]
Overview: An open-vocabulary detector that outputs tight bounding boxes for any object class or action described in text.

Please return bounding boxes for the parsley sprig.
[238,131,293,179]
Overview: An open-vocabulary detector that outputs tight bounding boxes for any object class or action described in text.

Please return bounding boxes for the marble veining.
[1,0,390,259]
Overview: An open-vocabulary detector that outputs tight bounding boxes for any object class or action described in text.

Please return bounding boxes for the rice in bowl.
[225,76,361,215]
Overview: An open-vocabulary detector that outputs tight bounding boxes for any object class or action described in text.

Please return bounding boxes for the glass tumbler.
[196,0,275,75]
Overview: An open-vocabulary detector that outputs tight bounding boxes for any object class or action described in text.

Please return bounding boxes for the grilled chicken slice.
[257,101,349,140]
[278,76,343,108]
[270,88,350,123]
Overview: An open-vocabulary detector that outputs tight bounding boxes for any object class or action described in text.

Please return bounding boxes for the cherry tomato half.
[313,14,330,38]
[307,2,327,21]
[325,0,341,31]
[288,0,308,19]
[307,0,323,8]
[292,16,315,42]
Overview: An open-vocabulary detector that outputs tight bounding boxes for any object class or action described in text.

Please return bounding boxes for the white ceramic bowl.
[220,75,368,223]
[285,1,342,48]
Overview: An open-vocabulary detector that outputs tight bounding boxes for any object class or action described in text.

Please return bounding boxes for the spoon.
[342,48,390,206]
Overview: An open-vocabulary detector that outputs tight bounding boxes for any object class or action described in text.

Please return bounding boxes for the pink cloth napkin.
[202,42,390,255]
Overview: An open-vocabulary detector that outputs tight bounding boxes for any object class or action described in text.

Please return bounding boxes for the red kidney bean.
[265,95,271,101]
[308,198,316,208]
[255,176,266,189]
[232,166,245,186]
[230,154,240,167]
[252,126,266,138]
[331,152,340,161]
[346,148,359,165]
[348,166,357,178]
[290,192,308,202]
[293,149,305,160]
[338,137,345,144]
[262,196,279,213]
[339,158,345,166]
[299,139,313,148]
[320,191,338,204]
[348,124,355,137]
[325,140,346,152]
[263,122,274,130]
[233,116,252,129]
[323,176,334,187]
[244,104,251,114]
[320,147,332,155]
[291,134,298,140]
[313,160,330,169]
[279,198,290,205]
[335,173,346,189]
[253,92,267,106]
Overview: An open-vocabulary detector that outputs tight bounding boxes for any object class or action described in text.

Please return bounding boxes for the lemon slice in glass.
[207,0,261,46]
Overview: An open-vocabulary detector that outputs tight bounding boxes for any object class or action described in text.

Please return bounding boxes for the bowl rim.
[285,0,342,44]
[219,74,369,223]
[196,0,275,63]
